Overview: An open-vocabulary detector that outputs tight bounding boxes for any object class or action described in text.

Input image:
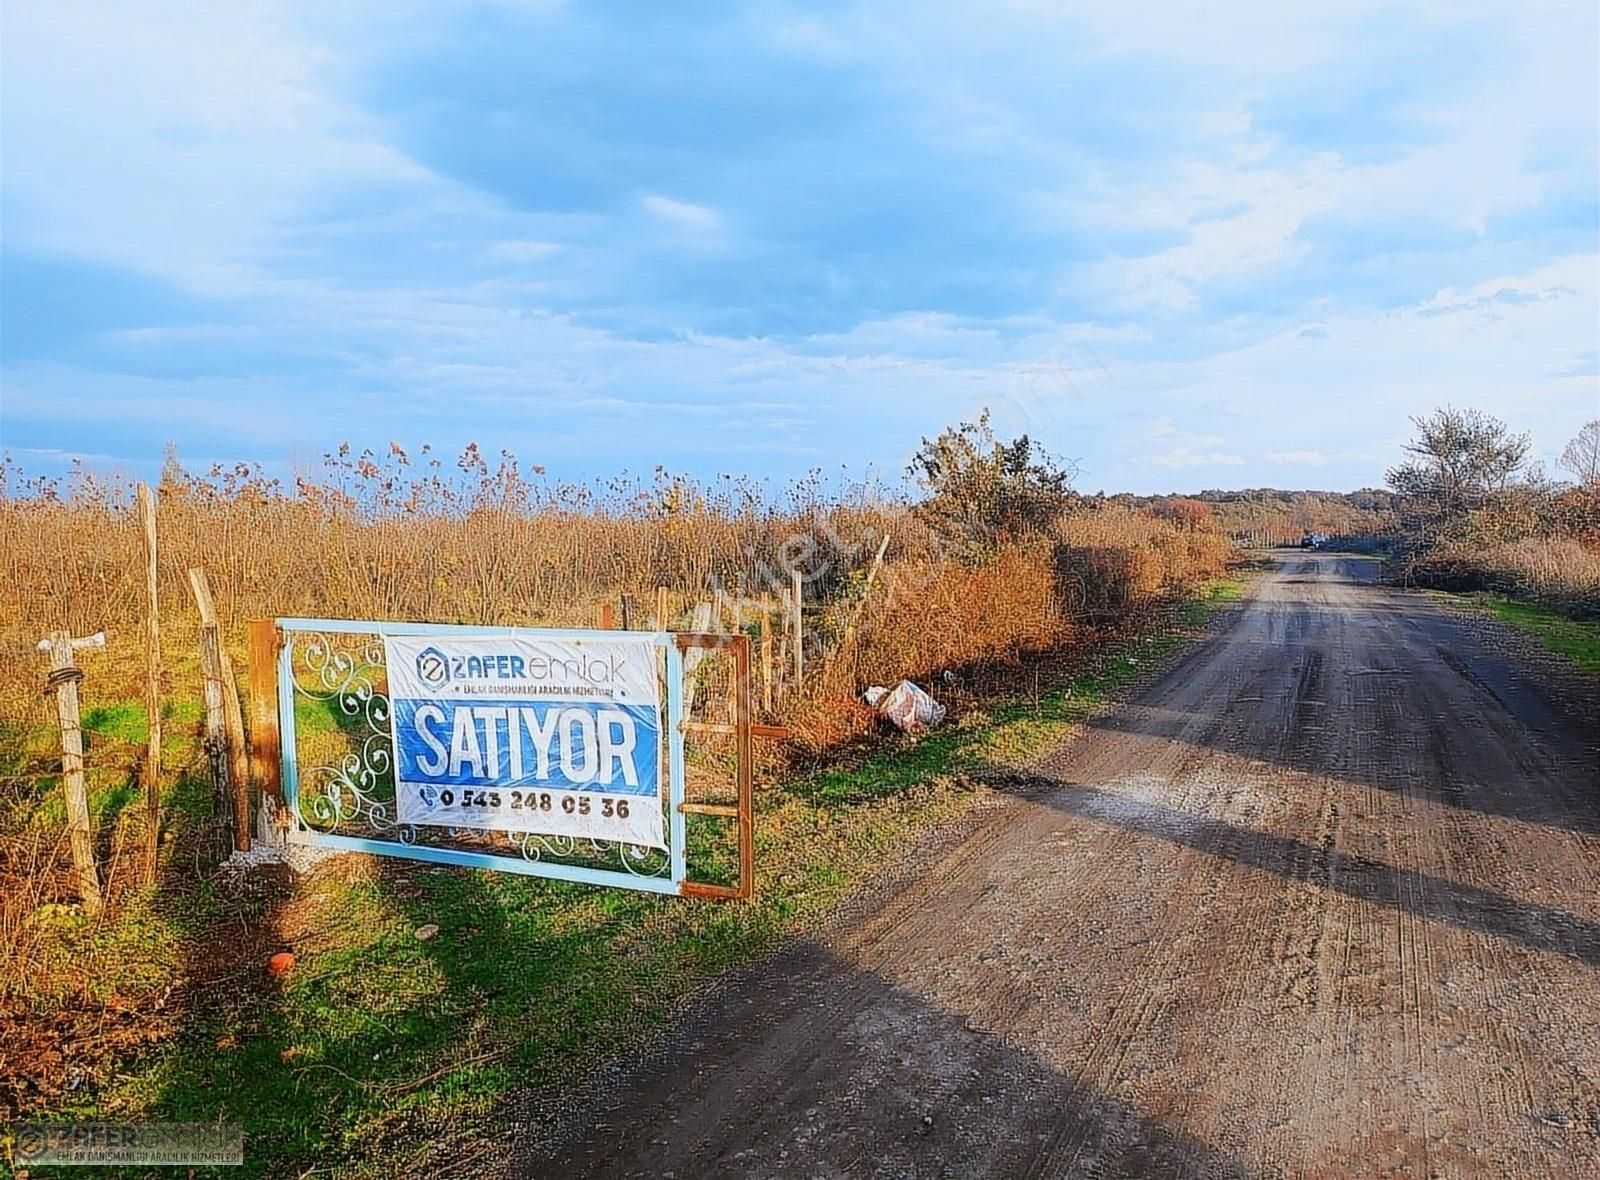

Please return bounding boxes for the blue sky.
[1,1,1595,494]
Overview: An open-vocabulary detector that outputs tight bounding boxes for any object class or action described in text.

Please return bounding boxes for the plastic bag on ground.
[864,680,946,732]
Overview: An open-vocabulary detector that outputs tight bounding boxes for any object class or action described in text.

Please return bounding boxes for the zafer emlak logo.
[416,645,450,688]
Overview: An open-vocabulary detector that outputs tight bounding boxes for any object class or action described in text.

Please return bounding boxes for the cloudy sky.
[1,1,1595,494]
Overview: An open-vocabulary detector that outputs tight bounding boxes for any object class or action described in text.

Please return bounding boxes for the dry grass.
[0,446,1235,1006]
[1392,483,1600,618]
[1054,503,1233,620]
[788,504,1232,753]
[0,451,907,691]
[1407,535,1600,617]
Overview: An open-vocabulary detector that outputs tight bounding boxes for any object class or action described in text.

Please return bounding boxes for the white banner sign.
[384,633,664,849]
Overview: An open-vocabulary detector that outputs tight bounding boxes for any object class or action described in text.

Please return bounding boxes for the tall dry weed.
[0,445,1236,934]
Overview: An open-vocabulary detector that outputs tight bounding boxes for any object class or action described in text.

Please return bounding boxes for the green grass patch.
[81,701,149,746]
[1177,575,1245,624]
[1456,592,1600,674]
[80,698,206,748]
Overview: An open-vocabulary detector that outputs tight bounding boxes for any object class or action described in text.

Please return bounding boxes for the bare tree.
[1386,407,1531,516]
[1559,419,1600,487]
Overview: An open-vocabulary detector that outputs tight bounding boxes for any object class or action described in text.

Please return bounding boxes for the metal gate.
[246,618,756,899]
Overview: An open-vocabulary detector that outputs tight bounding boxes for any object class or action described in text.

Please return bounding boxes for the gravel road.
[525,553,1599,1178]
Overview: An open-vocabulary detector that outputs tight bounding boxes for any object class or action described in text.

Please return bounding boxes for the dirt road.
[526,554,1599,1178]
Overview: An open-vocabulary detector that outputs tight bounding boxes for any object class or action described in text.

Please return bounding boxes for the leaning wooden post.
[190,571,249,790]
[137,483,162,883]
[189,568,249,852]
[732,632,754,899]
[789,567,804,685]
[842,532,892,650]
[220,656,249,835]
[773,589,787,692]
[196,626,230,816]
[680,602,715,722]
[39,630,105,915]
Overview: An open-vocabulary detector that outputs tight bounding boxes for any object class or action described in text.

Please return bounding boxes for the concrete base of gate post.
[221,795,335,875]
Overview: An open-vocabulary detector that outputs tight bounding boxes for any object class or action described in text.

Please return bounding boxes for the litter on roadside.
[863,680,947,732]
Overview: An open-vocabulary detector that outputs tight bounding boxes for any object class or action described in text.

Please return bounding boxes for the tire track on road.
[522,553,1600,1179]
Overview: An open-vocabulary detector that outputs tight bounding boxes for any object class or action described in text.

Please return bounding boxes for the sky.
[1,0,1596,495]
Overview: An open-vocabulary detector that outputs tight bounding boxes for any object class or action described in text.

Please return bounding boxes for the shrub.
[786,542,1068,753]
[0,438,1239,807]
[907,411,1076,559]
[1405,536,1600,618]
[1051,504,1229,623]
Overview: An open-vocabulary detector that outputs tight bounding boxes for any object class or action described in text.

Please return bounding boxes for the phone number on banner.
[433,787,639,822]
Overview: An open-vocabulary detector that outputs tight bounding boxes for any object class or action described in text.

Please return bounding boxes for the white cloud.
[0,0,444,290]
[1417,263,1583,318]
[483,240,564,263]
[770,17,856,63]
[2,0,1592,493]
[1042,1,1597,310]
[1146,449,1247,469]
[1027,0,1393,74]
[641,195,721,233]
[1102,252,1599,482]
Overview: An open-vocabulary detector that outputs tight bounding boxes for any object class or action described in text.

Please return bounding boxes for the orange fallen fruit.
[267,951,295,977]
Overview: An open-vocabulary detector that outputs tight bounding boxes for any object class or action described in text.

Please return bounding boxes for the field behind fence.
[0,446,1233,1005]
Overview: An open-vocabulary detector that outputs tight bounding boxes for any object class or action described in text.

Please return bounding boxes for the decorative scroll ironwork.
[283,627,670,879]
[288,630,409,839]
[505,830,670,877]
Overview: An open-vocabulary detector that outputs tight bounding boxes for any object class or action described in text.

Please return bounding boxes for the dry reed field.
[1399,511,1600,617]
[0,442,1234,1011]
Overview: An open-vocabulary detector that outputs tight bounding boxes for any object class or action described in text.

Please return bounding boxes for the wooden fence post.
[597,601,616,630]
[246,619,284,832]
[196,626,230,816]
[189,568,250,852]
[38,630,105,915]
[774,588,787,696]
[681,602,715,721]
[656,586,671,631]
[759,605,774,713]
[733,632,754,898]
[790,568,804,685]
[137,483,162,883]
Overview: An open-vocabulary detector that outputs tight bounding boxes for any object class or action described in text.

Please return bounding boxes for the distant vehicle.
[1301,533,1330,549]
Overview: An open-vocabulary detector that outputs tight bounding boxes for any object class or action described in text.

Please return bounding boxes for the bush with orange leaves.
[1051,502,1232,624]
[786,542,1069,753]
[787,503,1234,753]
